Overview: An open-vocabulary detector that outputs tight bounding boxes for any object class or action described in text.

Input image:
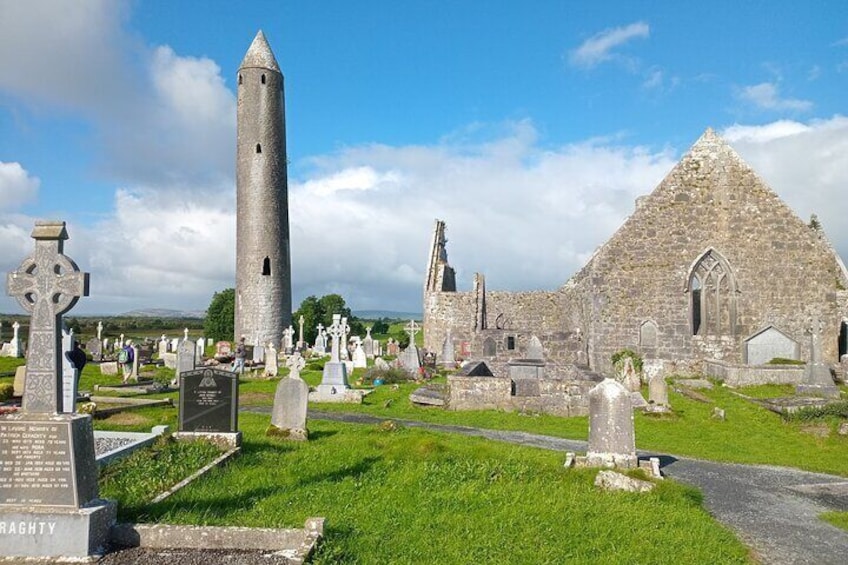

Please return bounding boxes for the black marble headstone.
[178,368,239,433]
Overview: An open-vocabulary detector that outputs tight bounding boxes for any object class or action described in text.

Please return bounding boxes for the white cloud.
[723,115,848,257]
[569,22,650,69]
[737,82,813,112]
[0,162,40,211]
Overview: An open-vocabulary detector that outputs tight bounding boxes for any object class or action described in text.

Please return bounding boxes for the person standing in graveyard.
[119,341,134,383]
[68,340,87,374]
[233,337,247,374]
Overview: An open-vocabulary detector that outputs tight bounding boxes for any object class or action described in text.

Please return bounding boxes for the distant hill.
[353,310,422,321]
[119,308,206,319]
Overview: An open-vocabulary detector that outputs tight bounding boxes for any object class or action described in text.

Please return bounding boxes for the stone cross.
[6,221,89,414]
[97,320,103,340]
[339,316,350,360]
[808,318,824,364]
[120,333,125,347]
[366,326,372,339]
[184,327,190,341]
[298,315,305,348]
[405,319,420,345]
[286,350,306,380]
[12,321,20,341]
[327,314,344,363]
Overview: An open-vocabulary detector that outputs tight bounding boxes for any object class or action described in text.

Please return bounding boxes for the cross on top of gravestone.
[6,221,89,414]
[405,319,420,343]
[327,314,343,363]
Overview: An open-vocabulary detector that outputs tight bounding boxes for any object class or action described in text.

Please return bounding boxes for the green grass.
[820,511,848,531]
[107,413,750,564]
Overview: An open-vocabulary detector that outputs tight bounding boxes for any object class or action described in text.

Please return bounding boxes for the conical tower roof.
[240,30,280,72]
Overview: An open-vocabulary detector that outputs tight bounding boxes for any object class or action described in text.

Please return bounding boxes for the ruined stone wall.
[565,130,848,374]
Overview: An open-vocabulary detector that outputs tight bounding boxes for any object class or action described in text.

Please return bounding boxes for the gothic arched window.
[688,249,738,336]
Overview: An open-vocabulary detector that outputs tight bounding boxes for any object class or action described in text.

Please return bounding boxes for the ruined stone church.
[424,129,848,377]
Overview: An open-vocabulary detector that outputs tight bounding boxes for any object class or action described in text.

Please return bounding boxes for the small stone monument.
[646,374,671,413]
[86,336,103,362]
[9,321,23,358]
[352,343,367,368]
[617,356,642,393]
[582,378,637,469]
[339,318,350,360]
[363,327,375,359]
[313,323,326,354]
[265,342,279,377]
[297,314,305,350]
[797,318,840,398]
[1,221,115,559]
[282,326,294,355]
[312,314,361,402]
[398,320,422,373]
[271,351,308,441]
[96,320,103,341]
[177,367,241,447]
[196,337,206,358]
[440,330,456,368]
[177,338,197,380]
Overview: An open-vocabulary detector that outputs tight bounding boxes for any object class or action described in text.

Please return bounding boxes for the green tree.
[204,288,235,342]
[370,318,390,335]
[294,295,324,345]
[317,294,351,326]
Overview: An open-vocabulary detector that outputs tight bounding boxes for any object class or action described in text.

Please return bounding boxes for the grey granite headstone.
[177,338,196,379]
[586,378,637,469]
[86,337,102,361]
[797,319,840,398]
[270,376,309,440]
[440,331,456,368]
[363,327,374,359]
[315,314,351,398]
[646,374,670,413]
[1,221,115,559]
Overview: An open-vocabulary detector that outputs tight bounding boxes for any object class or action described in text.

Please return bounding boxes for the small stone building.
[424,129,848,376]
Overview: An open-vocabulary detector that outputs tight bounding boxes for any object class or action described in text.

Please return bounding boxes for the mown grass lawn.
[101,413,751,564]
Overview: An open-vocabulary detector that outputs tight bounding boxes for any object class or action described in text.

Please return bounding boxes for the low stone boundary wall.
[448,376,511,411]
[704,360,805,386]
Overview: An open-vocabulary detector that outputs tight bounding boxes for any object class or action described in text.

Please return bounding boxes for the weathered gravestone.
[0,221,115,559]
[313,324,326,354]
[646,374,671,413]
[440,330,456,368]
[352,343,367,368]
[86,336,102,361]
[398,320,422,373]
[265,343,279,377]
[797,319,840,398]
[177,338,196,380]
[272,352,308,440]
[13,365,26,397]
[363,327,374,359]
[177,367,241,447]
[584,378,637,469]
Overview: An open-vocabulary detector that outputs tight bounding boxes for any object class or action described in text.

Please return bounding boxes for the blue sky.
[1,1,847,315]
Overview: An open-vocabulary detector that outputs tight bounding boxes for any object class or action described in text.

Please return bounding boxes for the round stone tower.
[235,30,292,346]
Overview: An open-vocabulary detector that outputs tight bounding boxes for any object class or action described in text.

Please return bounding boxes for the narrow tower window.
[238,74,243,85]
[261,73,266,84]
[262,257,271,276]
[255,143,262,154]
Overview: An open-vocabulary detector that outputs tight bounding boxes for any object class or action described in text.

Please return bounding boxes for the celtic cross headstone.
[6,221,89,413]
[1,221,115,559]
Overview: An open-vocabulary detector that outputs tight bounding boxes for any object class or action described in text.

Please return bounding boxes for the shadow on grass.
[124,484,286,523]
[308,429,338,441]
[297,456,380,488]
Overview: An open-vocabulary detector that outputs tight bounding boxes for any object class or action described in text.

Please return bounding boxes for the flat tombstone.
[86,337,102,361]
[271,377,309,439]
[179,368,238,433]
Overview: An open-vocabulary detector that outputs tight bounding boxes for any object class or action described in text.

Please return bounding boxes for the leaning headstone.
[177,338,197,380]
[1,220,115,559]
[86,336,103,361]
[270,375,309,441]
[797,319,840,398]
[176,367,241,447]
[617,356,641,393]
[585,378,637,469]
[646,374,671,413]
[352,343,367,368]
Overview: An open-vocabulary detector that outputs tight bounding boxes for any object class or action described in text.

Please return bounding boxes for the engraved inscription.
[0,422,75,507]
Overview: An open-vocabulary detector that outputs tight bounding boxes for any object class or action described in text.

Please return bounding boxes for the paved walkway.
[246,407,848,564]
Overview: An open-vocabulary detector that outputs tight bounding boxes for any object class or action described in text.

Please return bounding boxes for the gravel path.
[247,407,848,565]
